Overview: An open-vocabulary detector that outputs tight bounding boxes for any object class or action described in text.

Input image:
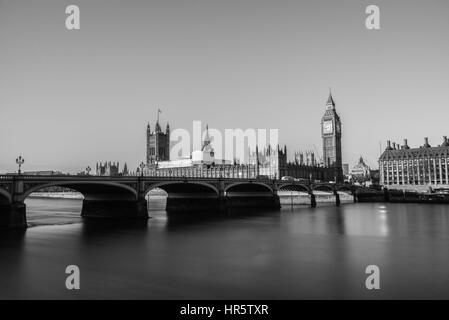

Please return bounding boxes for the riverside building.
[379,137,449,191]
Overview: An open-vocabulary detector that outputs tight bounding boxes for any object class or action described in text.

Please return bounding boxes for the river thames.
[1,197,449,299]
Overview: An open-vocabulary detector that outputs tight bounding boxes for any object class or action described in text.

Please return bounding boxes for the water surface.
[1,198,448,299]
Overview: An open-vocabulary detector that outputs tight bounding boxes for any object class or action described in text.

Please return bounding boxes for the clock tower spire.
[321,90,343,183]
[326,88,335,110]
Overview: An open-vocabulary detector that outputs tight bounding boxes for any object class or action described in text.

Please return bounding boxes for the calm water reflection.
[1,198,449,299]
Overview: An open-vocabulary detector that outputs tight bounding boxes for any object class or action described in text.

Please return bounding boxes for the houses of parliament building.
[146,118,170,165]
[144,92,344,183]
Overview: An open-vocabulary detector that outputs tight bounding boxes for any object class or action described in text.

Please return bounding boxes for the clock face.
[323,120,333,134]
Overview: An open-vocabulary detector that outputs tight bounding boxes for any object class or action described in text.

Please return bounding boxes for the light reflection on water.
[0,198,449,299]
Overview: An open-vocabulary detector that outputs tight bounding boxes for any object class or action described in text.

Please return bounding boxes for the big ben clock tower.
[321,91,343,182]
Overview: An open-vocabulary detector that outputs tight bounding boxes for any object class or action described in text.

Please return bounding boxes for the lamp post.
[16,156,25,175]
[86,166,91,176]
[139,162,146,177]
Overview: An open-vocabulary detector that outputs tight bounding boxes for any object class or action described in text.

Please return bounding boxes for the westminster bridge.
[0,174,364,229]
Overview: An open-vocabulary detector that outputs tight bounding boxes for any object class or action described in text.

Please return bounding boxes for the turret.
[255,145,260,176]
[155,108,162,132]
[326,90,336,110]
[155,120,161,133]
[423,137,431,148]
[202,124,211,150]
[403,139,410,149]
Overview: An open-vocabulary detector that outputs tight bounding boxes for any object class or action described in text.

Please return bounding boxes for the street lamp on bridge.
[139,162,146,177]
[86,166,91,176]
[16,156,25,175]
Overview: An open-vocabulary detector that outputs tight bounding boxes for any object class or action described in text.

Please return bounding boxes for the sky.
[1,0,448,173]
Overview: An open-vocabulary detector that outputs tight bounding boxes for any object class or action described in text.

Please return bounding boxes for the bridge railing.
[142,164,261,179]
[0,173,369,194]
[0,174,17,179]
[0,174,271,182]
[1,164,264,180]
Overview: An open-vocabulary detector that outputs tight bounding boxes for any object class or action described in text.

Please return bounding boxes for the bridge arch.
[145,181,220,214]
[224,182,279,211]
[145,181,220,197]
[312,184,335,192]
[0,188,12,204]
[22,181,138,202]
[225,182,273,194]
[278,183,310,193]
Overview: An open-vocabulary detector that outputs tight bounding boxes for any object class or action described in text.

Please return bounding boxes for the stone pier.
[81,199,148,219]
[0,203,27,229]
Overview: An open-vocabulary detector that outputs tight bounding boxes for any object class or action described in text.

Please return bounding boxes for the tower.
[321,90,343,182]
[202,124,213,153]
[192,124,215,165]
[146,111,170,165]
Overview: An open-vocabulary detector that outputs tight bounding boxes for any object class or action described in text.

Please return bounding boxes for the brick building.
[379,137,449,191]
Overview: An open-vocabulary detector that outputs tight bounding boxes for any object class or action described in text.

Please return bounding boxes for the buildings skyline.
[1,1,448,173]
[1,107,447,177]
[138,91,343,182]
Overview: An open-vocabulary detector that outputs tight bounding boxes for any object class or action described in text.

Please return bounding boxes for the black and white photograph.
[1,0,449,307]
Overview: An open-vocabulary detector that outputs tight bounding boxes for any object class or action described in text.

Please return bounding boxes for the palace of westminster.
[93,90,449,191]
[141,92,344,183]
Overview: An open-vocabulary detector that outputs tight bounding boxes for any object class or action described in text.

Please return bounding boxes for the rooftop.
[380,136,449,160]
